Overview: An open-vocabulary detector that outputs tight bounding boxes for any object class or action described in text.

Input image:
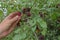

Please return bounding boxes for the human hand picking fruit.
[0,11,21,39]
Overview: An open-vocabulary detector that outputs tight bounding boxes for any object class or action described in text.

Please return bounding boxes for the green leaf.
[37,17,47,36]
[41,29,47,36]
[28,19,36,27]
[37,17,47,28]
[32,26,36,32]
[13,35,20,40]
[13,33,26,40]
[14,28,21,33]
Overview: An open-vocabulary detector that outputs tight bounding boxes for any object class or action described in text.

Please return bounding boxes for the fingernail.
[16,16,19,18]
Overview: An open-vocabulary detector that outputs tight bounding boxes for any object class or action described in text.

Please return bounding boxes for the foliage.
[0,0,60,40]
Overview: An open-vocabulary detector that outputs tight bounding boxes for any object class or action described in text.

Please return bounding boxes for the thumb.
[10,15,19,24]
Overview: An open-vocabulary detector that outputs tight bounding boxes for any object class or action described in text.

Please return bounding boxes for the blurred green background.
[0,0,60,40]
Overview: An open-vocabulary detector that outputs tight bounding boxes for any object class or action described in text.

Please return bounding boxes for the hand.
[0,12,21,38]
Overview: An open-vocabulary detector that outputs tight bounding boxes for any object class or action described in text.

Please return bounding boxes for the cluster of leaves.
[0,0,60,40]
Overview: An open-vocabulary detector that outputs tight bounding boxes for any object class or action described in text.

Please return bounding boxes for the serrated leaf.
[37,17,47,28]
[41,29,47,36]
[28,19,36,27]
[37,17,47,36]
[32,26,36,32]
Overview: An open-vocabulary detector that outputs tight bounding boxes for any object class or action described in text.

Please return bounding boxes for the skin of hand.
[0,12,22,39]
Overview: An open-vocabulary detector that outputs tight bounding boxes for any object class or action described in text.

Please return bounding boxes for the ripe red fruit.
[27,12,31,17]
[26,8,31,12]
[22,8,26,13]
[38,35,44,40]
[17,12,21,16]
[22,8,31,13]
[16,12,21,26]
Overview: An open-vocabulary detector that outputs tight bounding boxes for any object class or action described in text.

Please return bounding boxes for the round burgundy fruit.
[22,8,31,13]
[26,8,31,12]
[22,8,26,13]
[38,35,44,40]
[27,12,31,17]
[17,12,21,16]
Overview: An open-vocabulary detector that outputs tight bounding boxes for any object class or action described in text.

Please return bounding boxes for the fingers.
[7,12,17,18]
[6,14,21,34]
[6,11,21,24]
[0,11,21,34]
[2,11,21,22]
[9,15,19,23]
[0,11,22,38]
[7,11,20,19]
[6,18,20,34]
[9,12,22,24]
[0,18,20,38]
